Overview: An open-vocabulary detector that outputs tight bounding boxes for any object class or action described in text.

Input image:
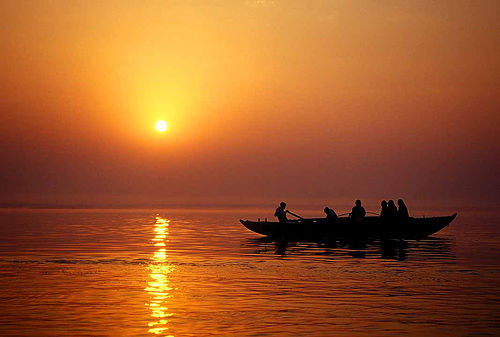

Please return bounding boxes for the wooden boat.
[240,213,456,239]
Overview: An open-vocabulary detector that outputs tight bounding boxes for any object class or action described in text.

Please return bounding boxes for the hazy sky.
[1,0,499,206]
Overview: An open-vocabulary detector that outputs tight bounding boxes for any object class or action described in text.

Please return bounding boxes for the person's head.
[355,200,361,207]
[398,199,405,206]
[381,200,387,207]
[280,201,286,208]
[324,207,330,213]
[388,200,395,206]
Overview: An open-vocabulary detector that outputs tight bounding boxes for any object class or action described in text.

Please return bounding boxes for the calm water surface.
[0,207,499,336]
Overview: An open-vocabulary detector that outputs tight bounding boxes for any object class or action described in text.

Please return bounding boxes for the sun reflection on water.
[146,216,175,336]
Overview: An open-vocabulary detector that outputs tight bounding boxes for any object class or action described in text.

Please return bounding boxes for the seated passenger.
[274,201,288,223]
[397,199,409,218]
[387,200,398,217]
[350,200,366,220]
[380,200,388,217]
[324,207,338,222]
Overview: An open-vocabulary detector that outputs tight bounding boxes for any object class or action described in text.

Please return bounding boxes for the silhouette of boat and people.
[240,199,456,261]
[240,199,456,240]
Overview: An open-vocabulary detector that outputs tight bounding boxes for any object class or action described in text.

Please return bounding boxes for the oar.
[286,210,303,220]
[338,211,380,217]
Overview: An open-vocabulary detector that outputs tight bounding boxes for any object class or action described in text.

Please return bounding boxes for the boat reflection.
[145,216,175,336]
[244,236,452,261]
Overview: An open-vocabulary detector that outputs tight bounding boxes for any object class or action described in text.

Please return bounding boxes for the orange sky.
[1,0,499,206]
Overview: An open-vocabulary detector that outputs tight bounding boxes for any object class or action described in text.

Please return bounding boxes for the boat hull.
[240,214,456,239]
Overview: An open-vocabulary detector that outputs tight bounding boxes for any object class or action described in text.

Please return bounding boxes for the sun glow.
[155,120,167,132]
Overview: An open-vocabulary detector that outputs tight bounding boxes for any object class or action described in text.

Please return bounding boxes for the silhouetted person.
[387,200,397,217]
[324,207,338,222]
[380,200,388,217]
[274,201,288,223]
[350,200,366,221]
[397,199,409,218]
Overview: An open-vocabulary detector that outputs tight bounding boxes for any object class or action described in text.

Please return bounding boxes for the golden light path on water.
[145,216,175,336]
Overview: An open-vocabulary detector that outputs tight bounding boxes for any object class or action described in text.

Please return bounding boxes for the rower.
[350,200,366,222]
[274,201,288,223]
[324,207,338,223]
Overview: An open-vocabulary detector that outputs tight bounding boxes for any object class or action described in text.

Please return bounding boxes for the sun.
[155,120,167,132]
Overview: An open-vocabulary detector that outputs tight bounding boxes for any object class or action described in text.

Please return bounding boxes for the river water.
[0,207,498,336]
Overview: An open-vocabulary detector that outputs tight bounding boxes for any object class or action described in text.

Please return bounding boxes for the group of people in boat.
[380,199,408,218]
[274,199,409,223]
